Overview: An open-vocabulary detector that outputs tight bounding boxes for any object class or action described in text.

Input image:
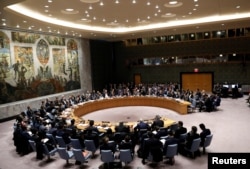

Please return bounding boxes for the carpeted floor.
[0,96,249,169]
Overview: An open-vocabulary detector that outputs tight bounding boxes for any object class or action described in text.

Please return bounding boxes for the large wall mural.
[0,30,81,104]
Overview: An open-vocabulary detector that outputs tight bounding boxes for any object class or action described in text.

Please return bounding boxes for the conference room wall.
[113,38,250,86]
[0,37,92,121]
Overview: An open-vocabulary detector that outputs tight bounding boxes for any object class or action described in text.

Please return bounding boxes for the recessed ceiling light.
[80,0,100,3]
[236,6,240,9]
[61,9,79,14]
[169,1,178,5]
[161,13,176,17]
[164,2,183,7]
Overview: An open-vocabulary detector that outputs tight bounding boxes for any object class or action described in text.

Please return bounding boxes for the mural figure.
[36,39,50,80]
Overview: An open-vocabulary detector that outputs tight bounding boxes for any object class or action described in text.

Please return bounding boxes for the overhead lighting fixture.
[115,0,119,4]
[132,0,136,4]
[80,0,100,3]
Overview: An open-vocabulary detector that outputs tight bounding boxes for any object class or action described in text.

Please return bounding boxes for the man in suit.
[199,123,211,146]
[151,115,164,130]
[141,131,163,164]
[174,121,187,140]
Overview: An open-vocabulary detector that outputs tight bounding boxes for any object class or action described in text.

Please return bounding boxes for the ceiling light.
[155,5,159,9]
[132,0,136,4]
[100,1,104,6]
[236,6,240,9]
[48,0,53,3]
[2,23,6,26]
[147,1,151,6]
[169,1,178,5]
[89,5,93,10]
[80,0,100,3]
[115,0,119,4]
[16,24,19,28]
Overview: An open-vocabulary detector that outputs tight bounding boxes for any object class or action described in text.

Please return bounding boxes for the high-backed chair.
[179,133,188,143]
[84,139,97,156]
[100,150,115,168]
[202,134,213,154]
[71,138,84,150]
[46,133,57,146]
[42,143,57,160]
[55,136,69,148]
[165,144,178,165]
[28,140,36,152]
[185,138,201,158]
[57,147,74,164]
[72,148,91,165]
[119,149,133,165]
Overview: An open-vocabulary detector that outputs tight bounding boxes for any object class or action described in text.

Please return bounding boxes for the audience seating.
[46,133,57,146]
[57,147,74,164]
[71,138,84,150]
[202,134,213,154]
[72,148,91,165]
[28,140,36,152]
[119,149,133,165]
[185,138,201,158]
[100,150,115,168]
[55,136,70,148]
[84,139,97,156]
[42,143,57,160]
[165,144,178,165]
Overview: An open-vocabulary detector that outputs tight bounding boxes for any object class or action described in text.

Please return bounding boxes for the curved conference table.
[73,96,191,117]
[65,96,191,132]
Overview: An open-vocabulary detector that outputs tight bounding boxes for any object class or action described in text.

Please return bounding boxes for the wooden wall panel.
[181,73,213,92]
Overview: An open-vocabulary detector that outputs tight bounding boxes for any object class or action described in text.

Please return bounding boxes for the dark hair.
[191,126,197,133]
[199,123,206,130]
[89,120,94,126]
[178,121,183,127]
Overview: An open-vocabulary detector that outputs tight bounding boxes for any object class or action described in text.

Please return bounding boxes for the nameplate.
[208,153,250,169]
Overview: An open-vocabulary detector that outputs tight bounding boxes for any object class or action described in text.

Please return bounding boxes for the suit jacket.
[151,119,164,129]
[186,132,200,149]
[143,138,163,162]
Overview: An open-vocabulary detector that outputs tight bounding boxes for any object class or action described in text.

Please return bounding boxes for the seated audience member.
[174,121,187,141]
[85,120,99,135]
[56,123,71,145]
[84,129,100,149]
[185,126,200,149]
[163,131,179,154]
[179,126,200,156]
[100,136,116,153]
[134,119,150,134]
[119,135,135,156]
[154,126,169,139]
[151,115,164,130]
[199,123,211,146]
[115,121,130,134]
[105,128,115,141]
[141,131,163,164]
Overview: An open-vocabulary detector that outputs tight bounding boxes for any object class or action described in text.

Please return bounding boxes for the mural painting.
[0,31,81,104]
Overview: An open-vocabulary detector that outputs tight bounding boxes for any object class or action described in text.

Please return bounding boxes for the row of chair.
[28,139,92,165]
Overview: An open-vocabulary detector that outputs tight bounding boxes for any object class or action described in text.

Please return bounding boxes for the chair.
[179,133,188,142]
[202,134,213,154]
[72,148,91,165]
[185,138,201,158]
[165,144,178,165]
[100,150,115,168]
[55,136,69,148]
[28,140,36,152]
[84,139,97,155]
[42,143,57,160]
[119,149,133,165]
[71,138,83,150]
[46,133,57,146]
[108,140,117,152]
[57,147,74,164]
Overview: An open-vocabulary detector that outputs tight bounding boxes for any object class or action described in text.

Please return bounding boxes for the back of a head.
[89,120,94,126]
[199,123,206,130]
[192,126,197,133]
[178,121,183,127]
